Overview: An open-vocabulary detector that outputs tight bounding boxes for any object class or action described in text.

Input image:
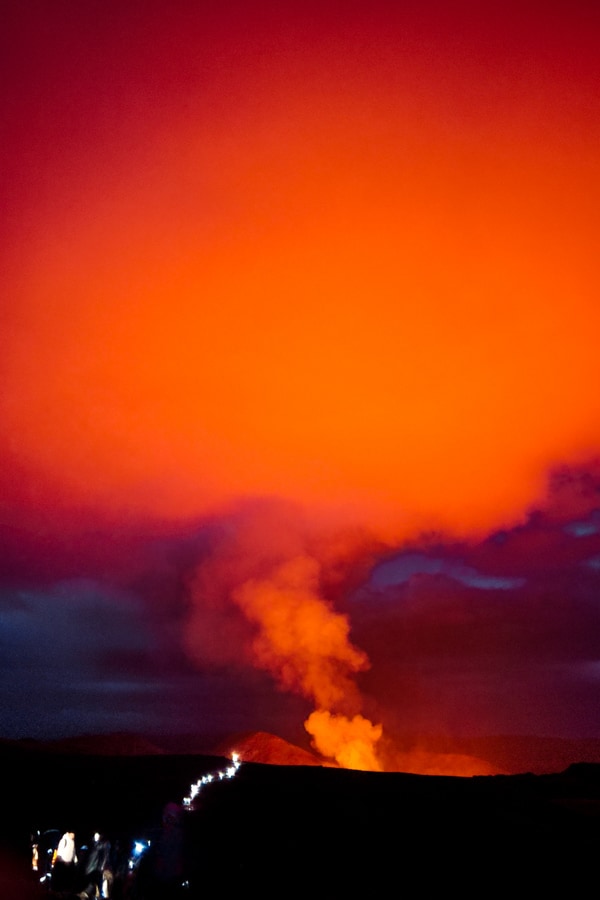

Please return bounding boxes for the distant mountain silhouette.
[11,731,166,756]
[2,729,600,774]
[384,732,600,775]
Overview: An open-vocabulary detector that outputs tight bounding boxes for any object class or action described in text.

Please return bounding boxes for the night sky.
[1,0,599,771]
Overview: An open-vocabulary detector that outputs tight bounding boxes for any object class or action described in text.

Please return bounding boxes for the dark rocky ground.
[2,741,600,898]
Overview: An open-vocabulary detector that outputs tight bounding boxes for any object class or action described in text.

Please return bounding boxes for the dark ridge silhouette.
[2,738,599,897]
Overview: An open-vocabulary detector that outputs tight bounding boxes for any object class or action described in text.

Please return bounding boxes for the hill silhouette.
[1,736,600,897]
[5,728,600,773]
[212,730,326,766]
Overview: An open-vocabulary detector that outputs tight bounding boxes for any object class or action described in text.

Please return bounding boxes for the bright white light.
[183,751,242,808]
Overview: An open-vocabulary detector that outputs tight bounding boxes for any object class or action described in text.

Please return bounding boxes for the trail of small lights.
[126,752,242,883]
[182,752,241,809]
[33,753,243,888]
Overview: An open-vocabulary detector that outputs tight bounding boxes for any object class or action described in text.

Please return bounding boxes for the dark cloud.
[351,540,600,739]
[0,526,315,742]
[1,476,600,746]
[368,552,525,591]
[0,579,158,738]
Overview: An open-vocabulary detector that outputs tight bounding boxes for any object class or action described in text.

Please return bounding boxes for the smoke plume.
[185,506,384,769]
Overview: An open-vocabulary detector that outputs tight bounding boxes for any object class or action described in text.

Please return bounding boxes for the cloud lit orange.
[3,0,599,542]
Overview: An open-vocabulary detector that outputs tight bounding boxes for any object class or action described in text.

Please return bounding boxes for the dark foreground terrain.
[2,742,600,897]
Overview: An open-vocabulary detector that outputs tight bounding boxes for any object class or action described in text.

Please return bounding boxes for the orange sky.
[3,0,599,542]
[2,1,600,761]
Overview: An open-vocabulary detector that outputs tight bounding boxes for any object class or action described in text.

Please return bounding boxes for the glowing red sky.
[1,0,599,762]
[3,0,600,534]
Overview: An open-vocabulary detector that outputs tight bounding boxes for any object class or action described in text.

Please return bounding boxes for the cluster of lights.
[32,753,243,889]
[128,753,242,872]
[182,752,241,809]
